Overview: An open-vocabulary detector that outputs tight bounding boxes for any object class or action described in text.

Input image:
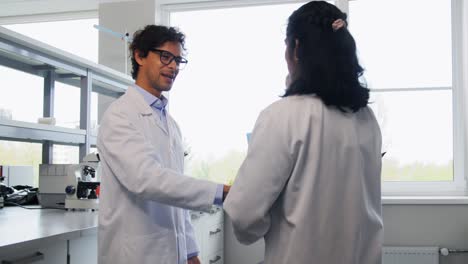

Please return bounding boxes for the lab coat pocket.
[123,231,177,264]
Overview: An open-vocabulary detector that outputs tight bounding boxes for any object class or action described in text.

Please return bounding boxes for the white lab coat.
[97,86,218,264]
[224,95,383,264]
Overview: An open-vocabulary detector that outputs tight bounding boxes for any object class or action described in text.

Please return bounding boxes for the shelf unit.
[0,26,133,163]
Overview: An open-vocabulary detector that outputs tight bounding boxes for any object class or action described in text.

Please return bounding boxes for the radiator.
[383,247,439,264]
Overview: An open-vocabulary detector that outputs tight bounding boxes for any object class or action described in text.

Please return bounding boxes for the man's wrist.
[187,252,198,259]
[222,185,231,202]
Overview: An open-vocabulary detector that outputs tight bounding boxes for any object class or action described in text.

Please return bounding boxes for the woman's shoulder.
[264,95,322,113]
[255,95,324,125]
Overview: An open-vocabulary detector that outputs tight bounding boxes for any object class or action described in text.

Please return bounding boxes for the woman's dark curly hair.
[129,25,185,79]
[284,1,369,112]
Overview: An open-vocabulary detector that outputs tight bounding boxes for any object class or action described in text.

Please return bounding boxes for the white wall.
[224,205,468,264]
[97,0,157,121]
[384,205,468,264]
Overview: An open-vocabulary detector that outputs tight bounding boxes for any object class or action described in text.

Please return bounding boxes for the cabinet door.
[191,208,224,262]
[0,240,67,264]
[206,250,224,264]
[191,212,206,255]
[204,222,224,256]
[205,207,223,227]
[69,230,98,264]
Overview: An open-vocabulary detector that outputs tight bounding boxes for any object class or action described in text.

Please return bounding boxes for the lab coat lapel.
[151,113,169,135]
[126,86,169,135]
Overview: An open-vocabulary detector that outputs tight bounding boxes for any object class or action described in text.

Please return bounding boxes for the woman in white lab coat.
[224,1,383,264]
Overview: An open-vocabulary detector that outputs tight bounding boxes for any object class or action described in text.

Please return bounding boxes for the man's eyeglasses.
[149,48,188,70]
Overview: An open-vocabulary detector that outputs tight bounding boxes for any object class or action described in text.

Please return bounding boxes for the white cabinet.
[0,239,67,264]
[204,222,223,261]
[0,231,98,264]
[206,251,224,264]
[191,206,224,264]
[69,230,98,264]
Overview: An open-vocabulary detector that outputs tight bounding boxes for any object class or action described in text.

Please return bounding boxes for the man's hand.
[223,184,231,202]
[187,256,201,264]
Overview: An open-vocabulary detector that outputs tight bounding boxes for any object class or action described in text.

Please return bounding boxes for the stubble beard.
[151,75,172,95]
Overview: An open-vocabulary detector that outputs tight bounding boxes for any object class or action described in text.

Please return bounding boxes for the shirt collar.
[132,84,168,110]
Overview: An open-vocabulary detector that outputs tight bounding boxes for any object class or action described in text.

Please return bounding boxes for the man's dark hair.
[284,1,369,112]
[129,25,186,79]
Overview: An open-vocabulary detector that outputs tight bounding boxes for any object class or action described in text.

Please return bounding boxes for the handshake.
[222,185,231,202]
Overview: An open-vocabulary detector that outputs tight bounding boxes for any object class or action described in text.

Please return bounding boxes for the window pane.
[55,84,99,132]
[53,145,79,164]
[2,19,99,131]
[4,19,99,62]
[91,92,98,136]
[0,66,43,123]
[0,140,42,186]
[370,90,453,181]
[349,0,452,89]
[55,83,79,129]
[170,3,304,184]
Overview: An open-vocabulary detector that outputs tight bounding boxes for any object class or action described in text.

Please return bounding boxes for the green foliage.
[382,158,453,182]
[186,152,454,184]
[186,150,246,185]
[0,141,42,186]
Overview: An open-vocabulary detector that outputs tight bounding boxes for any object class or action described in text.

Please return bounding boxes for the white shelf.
[0,26,131,157]
[0,26,133,92]
[0,119,86,144]
[0,26,133,96]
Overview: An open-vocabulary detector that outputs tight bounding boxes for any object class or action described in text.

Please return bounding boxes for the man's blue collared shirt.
[133,84,169,131]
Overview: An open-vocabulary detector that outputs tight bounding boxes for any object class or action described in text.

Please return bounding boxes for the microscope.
[64,153,100,210]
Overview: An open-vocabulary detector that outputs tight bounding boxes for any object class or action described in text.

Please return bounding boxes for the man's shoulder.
[106,93,126,111]
[102,91,137,120]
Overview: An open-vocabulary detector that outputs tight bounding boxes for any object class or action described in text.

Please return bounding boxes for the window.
[54,83,99,134]
[0,67,43,123]
[4,19,99,131]
[163,0,464,194]
[168,3,304,184]
[4,19,98,62]
[53,145,79,164]
[348,0,463,194]
[0,18,99,184]
[0,140,41,186]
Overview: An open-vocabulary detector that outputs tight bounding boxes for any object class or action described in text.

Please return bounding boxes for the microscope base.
[65,198,99,210]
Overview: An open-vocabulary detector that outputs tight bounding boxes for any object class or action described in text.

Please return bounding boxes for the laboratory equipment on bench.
[64,153,101,210]
[39,164,74,207]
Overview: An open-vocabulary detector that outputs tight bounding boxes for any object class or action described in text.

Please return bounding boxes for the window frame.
[366,0,465,195]
[157,0,466,196]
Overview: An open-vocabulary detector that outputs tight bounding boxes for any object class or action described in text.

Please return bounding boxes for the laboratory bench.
[0,206,224,264]
[0,206,98,264]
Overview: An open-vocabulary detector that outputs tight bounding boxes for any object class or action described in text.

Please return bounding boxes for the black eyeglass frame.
[149,48,188,68]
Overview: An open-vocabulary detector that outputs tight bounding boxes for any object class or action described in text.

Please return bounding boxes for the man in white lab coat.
[97,25,229,264]
[224,1,383,264]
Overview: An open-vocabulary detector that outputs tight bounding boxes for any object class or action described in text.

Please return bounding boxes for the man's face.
[136,41,183,96]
